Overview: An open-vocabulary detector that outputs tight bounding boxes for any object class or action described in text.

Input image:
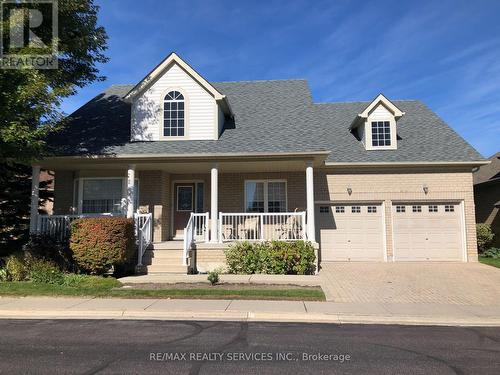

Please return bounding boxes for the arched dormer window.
[163,90,184,137]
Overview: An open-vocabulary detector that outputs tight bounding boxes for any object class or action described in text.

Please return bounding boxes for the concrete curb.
[1,309,500,327]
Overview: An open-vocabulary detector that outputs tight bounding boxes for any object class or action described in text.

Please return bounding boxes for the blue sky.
[61,0,500,157]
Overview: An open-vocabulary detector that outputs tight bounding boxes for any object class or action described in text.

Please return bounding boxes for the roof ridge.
[108,84,134,87]
[211,78,307,84]
[314,99,421,105]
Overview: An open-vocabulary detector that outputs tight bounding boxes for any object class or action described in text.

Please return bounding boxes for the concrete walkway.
[1,296,500,326]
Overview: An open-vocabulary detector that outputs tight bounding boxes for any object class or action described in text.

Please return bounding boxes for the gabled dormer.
[124,53,233,141]
[350,94,404,150]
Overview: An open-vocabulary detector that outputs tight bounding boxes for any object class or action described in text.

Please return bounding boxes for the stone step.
[146,264,189,274]
[144,249,184,259]
[145,257,184,266]
[152,241,184,250]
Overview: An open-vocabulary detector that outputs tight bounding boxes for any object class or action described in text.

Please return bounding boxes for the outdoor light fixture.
[423,184,429,194]
[347,186,352,195]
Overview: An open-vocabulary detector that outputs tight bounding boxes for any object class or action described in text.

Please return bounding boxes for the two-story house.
[32,53,487,273]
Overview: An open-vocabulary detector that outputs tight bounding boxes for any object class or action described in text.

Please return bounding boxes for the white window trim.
[365,117,397,150]
[73,177,139,215]
[159,87,189,141]
[244,179,288,213]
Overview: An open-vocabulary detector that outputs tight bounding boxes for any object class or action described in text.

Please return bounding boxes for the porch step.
[146,264,189,274]
[144,257,184,266]
[142,245,188,274]
[143,249,184,261]
[151,241,184,250]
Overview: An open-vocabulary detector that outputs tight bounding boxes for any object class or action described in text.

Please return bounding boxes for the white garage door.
[317,204,385,261]
[392,203,464,261]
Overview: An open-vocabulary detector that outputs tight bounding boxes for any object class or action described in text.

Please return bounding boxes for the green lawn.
[0,280,325,301]
[479,256,500,269]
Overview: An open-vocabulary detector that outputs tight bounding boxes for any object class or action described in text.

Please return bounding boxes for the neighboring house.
[31,53,487,273]
[473,152,500,247]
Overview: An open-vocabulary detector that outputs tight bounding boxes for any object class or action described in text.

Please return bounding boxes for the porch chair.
[238,216,259,240]
[275,209,301,240]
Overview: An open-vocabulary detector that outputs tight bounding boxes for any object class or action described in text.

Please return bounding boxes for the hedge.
[70,217,136,275]
[224,241,316,275]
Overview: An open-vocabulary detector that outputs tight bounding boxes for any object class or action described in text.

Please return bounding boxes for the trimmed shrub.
[477,224,495,254]
[28,259,65,285]
[23,235,76,272]
[225,241,316,275]
[482,248,500,259]
[207,269,220,285]
[70,217,136,275]
[5,255,28,281]
[224,241,262,274]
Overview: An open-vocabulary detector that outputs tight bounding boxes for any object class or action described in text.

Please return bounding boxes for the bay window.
[245,180,287,213]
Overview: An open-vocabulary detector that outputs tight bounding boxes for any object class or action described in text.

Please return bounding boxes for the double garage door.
[317,202,464,262]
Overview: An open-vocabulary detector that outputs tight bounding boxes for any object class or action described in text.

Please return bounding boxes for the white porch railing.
[36,212,153,266]
[183,212,209,266]
[136,213,152,266]
[37,214,81,241]
[36,213,118,241]
[218,212,307,242]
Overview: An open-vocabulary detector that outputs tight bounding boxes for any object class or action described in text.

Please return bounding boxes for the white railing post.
[182,214,194,266]
[205,212,210,242]
[218,212,223,244]
[136,212,152,267]
[301,211,307,240]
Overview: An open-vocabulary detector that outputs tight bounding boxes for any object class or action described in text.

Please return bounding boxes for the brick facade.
[315,166,478,261]
[51,166,478,261]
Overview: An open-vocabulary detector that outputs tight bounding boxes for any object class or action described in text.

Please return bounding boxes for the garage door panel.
[317,204,384,261]
[393,203,463,261]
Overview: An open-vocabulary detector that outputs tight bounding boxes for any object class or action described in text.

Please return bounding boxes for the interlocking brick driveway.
[319,262,500,304]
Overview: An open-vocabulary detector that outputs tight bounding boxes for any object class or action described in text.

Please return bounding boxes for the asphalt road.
[0,320,499,374]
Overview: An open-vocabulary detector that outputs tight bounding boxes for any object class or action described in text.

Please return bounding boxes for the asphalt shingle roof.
[473,152,500,184]
[48,80,484,163]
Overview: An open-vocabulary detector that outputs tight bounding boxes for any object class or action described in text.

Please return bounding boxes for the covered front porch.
[32,152,327,272]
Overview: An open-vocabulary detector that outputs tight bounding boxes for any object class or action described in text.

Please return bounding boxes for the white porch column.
[305,162,316,242]
[29,165,41,234]
[210,163,219,242]
[126,164,136,219]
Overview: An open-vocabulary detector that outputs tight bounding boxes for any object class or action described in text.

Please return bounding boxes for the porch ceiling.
[38,152,329,173]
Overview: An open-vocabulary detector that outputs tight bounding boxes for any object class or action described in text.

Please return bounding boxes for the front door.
[173,182,204,239]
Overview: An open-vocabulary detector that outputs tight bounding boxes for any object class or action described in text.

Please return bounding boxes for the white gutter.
[324,160,490,167]
[43,151,331,161]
